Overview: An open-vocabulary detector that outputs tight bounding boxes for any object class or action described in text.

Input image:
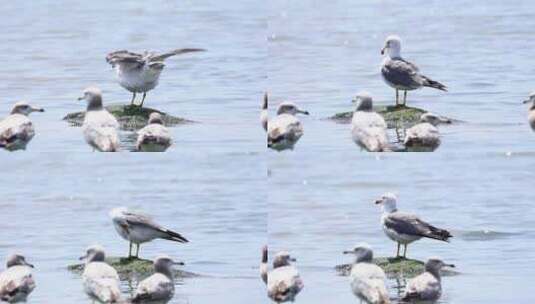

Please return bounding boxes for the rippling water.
[0,0,266,303]
[268,0,535,303]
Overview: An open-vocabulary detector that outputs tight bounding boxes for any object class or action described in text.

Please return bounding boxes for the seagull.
[136,112,172,152]
[374,193,452,258]
[381,35,447,106]
[78,87,120,152]
[402,258,454,302]
[109,207,189,258]
[0,254,35,303]
[260,246,268,284]
[343,244,390,304]
[351,92,390,152]
[267,102,309,151]
[404,113,445,151]
[523,91,535,131]
[131,255,182,303]
[0,102,44,151]
[80,245,121,303]
[106,48,205,107]
[267,251,304,303]
[261,93,268,131]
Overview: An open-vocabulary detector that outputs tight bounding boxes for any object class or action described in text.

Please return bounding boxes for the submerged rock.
[335,257,459,278]
[63,104,194,131]
[328,105,452,129]
[68,257,199,280]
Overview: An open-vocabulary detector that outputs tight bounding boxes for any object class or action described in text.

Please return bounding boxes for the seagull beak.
[342,250,354,255]
[447,263,455,268]
[31,107,45,113]
[173,261,185,266]
[523,99,530,104]
[289,258,297,262]
[375,199,382,205]
[297,109,310,115]
[77,96,85,101]
[25,262,35,268]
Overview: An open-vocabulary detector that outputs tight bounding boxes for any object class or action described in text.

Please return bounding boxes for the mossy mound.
[68,257,199,280]
[329,105,430,129]
[63,104,194,131]
[335,257,459,278]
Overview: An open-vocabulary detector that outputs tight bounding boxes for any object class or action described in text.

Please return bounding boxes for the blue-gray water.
[268,0,535,304]
[1,0,535,303]
[0,1,266,303]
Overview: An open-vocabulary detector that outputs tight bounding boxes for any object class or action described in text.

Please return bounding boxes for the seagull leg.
[135,243,140,258]
[396,242,400,257]
[403,244,408,258]
[395,89,399,105]
[128,242,132,258]
[139,92,147,108]
[130,92,137,105]
[403,91,407,105]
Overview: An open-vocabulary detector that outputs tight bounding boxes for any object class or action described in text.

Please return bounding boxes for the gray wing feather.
[384,213,434,237]
[382,58,423,89]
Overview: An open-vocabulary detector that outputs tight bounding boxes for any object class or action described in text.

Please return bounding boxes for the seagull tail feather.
[152,48,206,61]
[425,226,453,242]
[422,76,448,92]
[161,229,189,243]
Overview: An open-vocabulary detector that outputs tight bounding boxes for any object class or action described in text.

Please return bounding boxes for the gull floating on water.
[351,92,390,152]
[136,112,172,152]
[523,91,535,131]
[404,113,445,151]
[106,48,205,107]
[261,93,269,131]
[375,193,452,258]
[131,255,181,303]
[343,244,390,304]
[110,207,189,258]
[78,87,120,152]
[381,35,447,106]
[0,102,44,151]
[0,254,35,303]
[260,246,268,284]
[402,258,454,302]
[81,245,121,303]
[267,102,309,151]
[267,251,304,303]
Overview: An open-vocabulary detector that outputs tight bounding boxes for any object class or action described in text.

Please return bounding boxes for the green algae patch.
[68,257,198,280]
[328,105,429,129]
[63,104,194,130]
[335,257,459,279]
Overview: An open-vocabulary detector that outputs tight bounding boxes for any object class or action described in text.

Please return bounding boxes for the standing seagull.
[404,113,446,151]
[131,255,181,303]
[106,48,205,107]
[267,102,309,151]
[267,251,304,303]
[261,93,269,131]
[109,207,189,258]
[381,35,447,106]
[402,258,454,302]
[136,112,172,152]
[78,87,120,152]
[80,245,121,303]
[523,91,535,131]
[374,193,452,258]
[351,92,390,152]
[343,244,389,304]
[260,246,268,284]
[0,102,44,151]
[0,254,35,303]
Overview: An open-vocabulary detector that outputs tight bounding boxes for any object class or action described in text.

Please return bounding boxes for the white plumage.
[0,255,35,303]
[81,245,121,303]
[0,102,44,151]
[266,251,303,303]
[136,113,172,152]
[131,256,176,303]
[267,102,308,151]
[350,92,389,152]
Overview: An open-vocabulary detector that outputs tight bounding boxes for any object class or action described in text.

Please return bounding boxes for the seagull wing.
[123,211,189,243]
[385,212,452,241]
[381,58,423,89]
[106,50,145,68]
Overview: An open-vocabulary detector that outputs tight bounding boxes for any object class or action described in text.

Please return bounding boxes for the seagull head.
[10,101,45,116]
[374,193,398,213]
[273,251,296,268]
[148,112,164,125]
[154,255,183,277]
[80,244,106,263]
[343,243,373,263]
[109,207,128,219]
[425,257,455,277]
[523,91,535,108]
[352,91,374,112]
[6,254,34,269]
[381,35,402,58]
[78,86,103,110]
[276,102,309,116]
